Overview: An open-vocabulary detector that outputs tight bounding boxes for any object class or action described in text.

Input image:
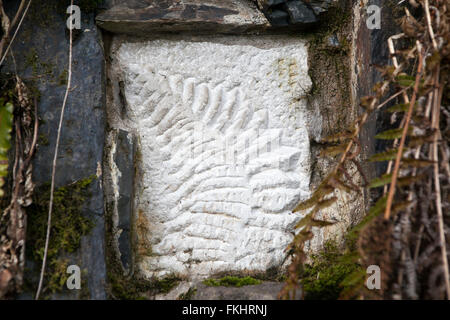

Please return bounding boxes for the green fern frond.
[321,131,354,143]
[329,177,358,193]
[310,219,336,227]
[397,174,424,187]
[295,211,314,229]
[391,201,413,215]
[317,197,338,210]
[293,229,314,244]
[375,128,412,140]
[386,103,415,113]
[0,100,14,197]
[395,74,415,87]
[401,158,436,168]
[320,144,348,157]
[368,149,399,162]
[408,131,437,147]
[368,173,392,188]
[293,182,334,212]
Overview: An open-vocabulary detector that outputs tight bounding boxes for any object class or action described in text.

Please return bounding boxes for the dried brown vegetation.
[281,0,450,300]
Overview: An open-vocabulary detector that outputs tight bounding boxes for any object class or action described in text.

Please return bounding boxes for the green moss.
[203,276,262,287]
[301,240,361,300]
[26,175,96,296]
[178,287,197,300]
[156,275,182,293]
[107,272,148,300]
[107,272,181,300]
[38,134,49,146]
[24,48,54,80]
[25,48,39,75]
[57,69,68,86]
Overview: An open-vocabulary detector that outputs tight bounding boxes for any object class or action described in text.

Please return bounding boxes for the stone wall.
[1,0,397,299]
[101,0,364,294]
[3,0,107,299]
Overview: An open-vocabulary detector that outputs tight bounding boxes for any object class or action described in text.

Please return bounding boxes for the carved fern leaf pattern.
[116,39,311,277]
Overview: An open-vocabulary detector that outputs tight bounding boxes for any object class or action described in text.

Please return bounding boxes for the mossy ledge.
[25,175,96,298]
[107,272,182,300]
[203,276,262,288]
[300,239,362,300]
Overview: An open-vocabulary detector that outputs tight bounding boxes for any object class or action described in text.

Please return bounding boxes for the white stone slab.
[114,36,312,279]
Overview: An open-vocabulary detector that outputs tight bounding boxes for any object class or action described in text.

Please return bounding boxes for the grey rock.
[96,0,269,35]
[255,0,335,27]
[4,0,107,299]
[283,1,318,25]
[264,0,287,8]
[308,0,335,16]
[267,9,290,27]
[326,33,340,49]
[114,130,134,272]
[192,282,286,300]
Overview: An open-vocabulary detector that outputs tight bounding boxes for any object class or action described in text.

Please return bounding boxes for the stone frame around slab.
[104,34,314,281]
[98,1,366,295]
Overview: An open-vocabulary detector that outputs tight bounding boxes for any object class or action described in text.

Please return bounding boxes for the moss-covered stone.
[203,276,262,287]
[26,175,96,297]
[37,134,49,146]
[107,272,182,300]
[178,287,197,300]
[301,240,361,300]
[24,47,55,80]
[57,69,68,86]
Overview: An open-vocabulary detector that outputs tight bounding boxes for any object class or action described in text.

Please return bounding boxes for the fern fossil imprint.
[114,38,313,278]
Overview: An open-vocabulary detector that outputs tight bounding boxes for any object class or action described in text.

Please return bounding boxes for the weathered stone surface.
[284,1,317,25]
[255,0,336,26]
[4,0,107,299]
[308,0,335,16]
[192,282,286,300]
[266,9,290,27]
[107,35,313,280]
[96,0,269,35]
[113,130,135,272]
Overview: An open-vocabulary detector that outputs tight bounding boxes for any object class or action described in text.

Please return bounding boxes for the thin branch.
[424,0,438,50]
[430,71,450,299]
[9,0,27,32]
[376,88,408,110]
[0,0,32,67]
[35,0,74,300]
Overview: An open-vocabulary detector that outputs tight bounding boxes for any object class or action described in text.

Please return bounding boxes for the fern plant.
[0,94,14,197]
[281,0,450,300]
